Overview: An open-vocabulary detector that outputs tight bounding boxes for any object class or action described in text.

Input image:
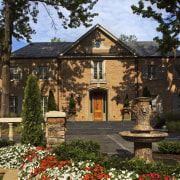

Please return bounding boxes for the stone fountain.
[120,97,168,163]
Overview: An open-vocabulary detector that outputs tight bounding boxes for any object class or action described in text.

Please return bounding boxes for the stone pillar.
[134,142,154,164]
[45,111,66,150]
[8,123,13,141]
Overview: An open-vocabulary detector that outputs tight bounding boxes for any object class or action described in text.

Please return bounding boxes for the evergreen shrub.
[165,112,180,132]
[52,139,107,165]
[21,74,44,146]
[69,94,76,110]
[0,139,15,148]
[46,89,56,112]
[158,141,180,154]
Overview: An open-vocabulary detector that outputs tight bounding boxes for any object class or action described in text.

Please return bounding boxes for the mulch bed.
[153,152,180,160]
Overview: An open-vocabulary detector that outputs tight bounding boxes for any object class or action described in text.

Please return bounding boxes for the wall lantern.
[77,95,82,106]
[116,94,120,105]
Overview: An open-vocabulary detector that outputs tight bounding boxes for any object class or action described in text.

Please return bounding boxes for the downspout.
[136,57,139,97]
[57,60,60,111]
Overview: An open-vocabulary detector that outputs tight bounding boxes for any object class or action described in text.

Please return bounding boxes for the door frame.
[89,88,108,121]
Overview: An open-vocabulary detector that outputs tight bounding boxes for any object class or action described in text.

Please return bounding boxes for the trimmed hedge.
[158,141,180,154]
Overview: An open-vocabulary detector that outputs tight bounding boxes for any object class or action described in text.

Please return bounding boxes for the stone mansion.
[2,24,180,121]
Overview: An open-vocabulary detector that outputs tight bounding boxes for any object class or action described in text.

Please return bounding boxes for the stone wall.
[45,111,66,149]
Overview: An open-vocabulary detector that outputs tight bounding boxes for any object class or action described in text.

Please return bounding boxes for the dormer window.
[91,60,106,83]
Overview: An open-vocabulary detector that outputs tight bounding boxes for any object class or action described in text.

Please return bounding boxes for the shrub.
[21,74,43,146]
[52,139,107,165]
[46,89,56,112]
[123,94,129,108]
[157,141,180,154]
[0,139,15,148]
[165,112,180,132]
[69,94,76,110]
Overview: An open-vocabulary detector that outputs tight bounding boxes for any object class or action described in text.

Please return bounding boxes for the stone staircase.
[66,121,136,135]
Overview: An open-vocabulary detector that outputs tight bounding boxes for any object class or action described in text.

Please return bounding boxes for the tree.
[21,74,43,146]
[0,0,98,117]
[51,37,61,42]
[46,89,57,112]
[131,0,180,55]
[119,34,137,42]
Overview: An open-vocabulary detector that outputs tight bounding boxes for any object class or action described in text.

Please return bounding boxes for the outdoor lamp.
[77,95,81,105]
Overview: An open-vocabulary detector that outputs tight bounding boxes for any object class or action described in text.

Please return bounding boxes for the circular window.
[95,41,100,48]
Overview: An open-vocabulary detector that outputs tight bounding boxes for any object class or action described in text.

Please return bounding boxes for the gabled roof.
[11,24,180,59]
[60,24,136,57]
[125,41,180,57]
[11,42,73,59]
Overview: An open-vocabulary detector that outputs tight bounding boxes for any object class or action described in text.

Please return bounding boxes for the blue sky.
[11,0,162,52]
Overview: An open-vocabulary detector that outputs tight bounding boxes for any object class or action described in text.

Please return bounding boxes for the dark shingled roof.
[11,41,180,58]
[11,42,73,59]
[125,41,180,57]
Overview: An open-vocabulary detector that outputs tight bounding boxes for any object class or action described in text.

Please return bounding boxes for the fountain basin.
[120,131,168,143]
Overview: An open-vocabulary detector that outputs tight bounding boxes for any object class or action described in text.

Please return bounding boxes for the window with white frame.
[32,66,52,80]
[10,67,22,80]
[41,96,48,116]
[143,64,163,80]
[91,60,106,83]
[9,96,18,113]
[148,65,156,80]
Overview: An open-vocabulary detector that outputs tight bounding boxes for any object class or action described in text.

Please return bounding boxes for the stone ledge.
[1,169,18,180]
[45,111,66,119]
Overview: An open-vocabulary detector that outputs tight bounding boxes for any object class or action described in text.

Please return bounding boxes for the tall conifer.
[46,89,57,112]
[21,74,43,146]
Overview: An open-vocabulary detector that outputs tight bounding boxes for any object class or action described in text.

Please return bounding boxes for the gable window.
[143,64,163,80]
[91,60,106,83]
[10,67,22,80]
[9,96,18,113]
[32,66,52,80]
[41,96,48,116]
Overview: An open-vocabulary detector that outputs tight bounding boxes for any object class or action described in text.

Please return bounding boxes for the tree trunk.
[1,0,14,117]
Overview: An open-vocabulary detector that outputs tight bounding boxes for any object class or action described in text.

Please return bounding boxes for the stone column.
[134,142,154,164]
[45,111,66,150]
[8,123,13,141]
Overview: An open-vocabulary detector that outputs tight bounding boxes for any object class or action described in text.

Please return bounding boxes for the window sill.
[90,79,106,84]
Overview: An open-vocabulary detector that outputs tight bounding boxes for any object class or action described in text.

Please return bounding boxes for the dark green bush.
[164,112,180,132]
[0,139,15,148]
[52,139,108,165]
[158,141,180,154]
[46,89,57,112]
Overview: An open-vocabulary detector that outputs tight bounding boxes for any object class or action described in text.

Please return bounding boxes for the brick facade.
[1,24,180,121]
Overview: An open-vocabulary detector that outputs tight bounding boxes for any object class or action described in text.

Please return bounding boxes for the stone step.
[66,121,136,135]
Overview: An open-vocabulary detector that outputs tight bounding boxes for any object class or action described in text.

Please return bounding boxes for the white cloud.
[12,0,163,51]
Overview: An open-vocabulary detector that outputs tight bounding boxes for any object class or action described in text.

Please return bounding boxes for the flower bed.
[0,144,178,180]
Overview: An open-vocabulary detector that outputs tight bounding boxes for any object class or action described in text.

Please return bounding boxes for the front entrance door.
[94,92,102,121]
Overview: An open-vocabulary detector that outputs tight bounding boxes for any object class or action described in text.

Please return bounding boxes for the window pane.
[38,67,48,80]
[10,67,20,80]
[148,65,156,79]
[94,62,97,79]
[99,61,102,79]
[9,97,18,113]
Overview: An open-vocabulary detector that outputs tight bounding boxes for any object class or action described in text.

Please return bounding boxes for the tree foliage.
[51,37,61,42]
[21,74,43,146]
[46,89,57,112]
[119,34,137,42]
[0,0,98,117]
[131,0,180,55]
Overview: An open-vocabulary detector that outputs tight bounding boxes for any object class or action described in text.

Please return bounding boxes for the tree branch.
[41,2,57,31]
